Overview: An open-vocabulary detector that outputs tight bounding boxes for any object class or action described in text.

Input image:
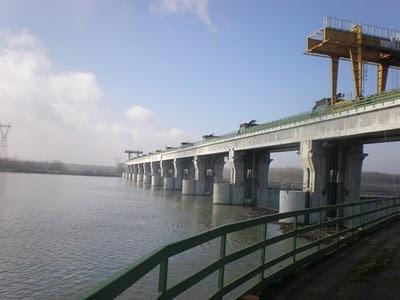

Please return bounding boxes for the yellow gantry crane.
[306,17,400,103]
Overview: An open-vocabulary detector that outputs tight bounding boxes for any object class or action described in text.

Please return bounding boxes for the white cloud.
[151,0,215,31]
[0,31,193,164]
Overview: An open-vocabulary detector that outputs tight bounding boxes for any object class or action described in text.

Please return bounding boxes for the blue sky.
[0,0,400,171]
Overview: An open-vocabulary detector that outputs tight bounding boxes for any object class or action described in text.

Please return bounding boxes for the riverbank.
[0,169,120,177]
[0,158,121,177]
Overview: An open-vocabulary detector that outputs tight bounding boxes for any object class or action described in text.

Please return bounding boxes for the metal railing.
[82,197,400,299]
[324,17,400,40]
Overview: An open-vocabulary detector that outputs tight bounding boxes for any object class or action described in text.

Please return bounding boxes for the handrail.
[81,197,400,299]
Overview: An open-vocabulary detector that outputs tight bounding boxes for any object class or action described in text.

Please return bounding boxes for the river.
[0,172,292,299]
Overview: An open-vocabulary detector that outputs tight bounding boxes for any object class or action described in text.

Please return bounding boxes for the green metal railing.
[82,197,400,299]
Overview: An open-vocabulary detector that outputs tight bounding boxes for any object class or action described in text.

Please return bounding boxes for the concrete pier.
[212,183,231,204]
[136,174,143,183]
[174,158,183,190]
[182,179,196,195]
[143,174,151,185]
[279,190,306,223]
[164,177,175,190]
[151,175,162,187]
[193,156,206,195]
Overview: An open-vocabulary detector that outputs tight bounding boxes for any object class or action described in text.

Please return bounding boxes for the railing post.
[259,223,268,280]
[351,204,355,235]
[218,234,227,299]
[158,259,169,298]
[377,200,382,225]
[293,215,298,263]
[336,208,340,246]
[318,210,322,252]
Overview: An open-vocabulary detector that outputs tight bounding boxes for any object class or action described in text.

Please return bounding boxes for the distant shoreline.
[0,170,121,178]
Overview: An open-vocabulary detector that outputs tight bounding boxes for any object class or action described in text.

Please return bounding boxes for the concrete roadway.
[258,219,400,300]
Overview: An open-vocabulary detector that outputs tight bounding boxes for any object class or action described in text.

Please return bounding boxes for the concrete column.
[182,157,201,195]
[143,163,151,185]
[344,143,368,226]
[161,160,175,189]
[194,156,207,195]
[131,165,136,180]
[212,156,225,183]
[230,150,244,185]
[132,164,138,182]
[174,158,183,190]
[256,153,273,207]
[344,143,368,204]
[213,182,231,204]
[136,164,144,183]
[151,161,162,187]
[300,140,328,208]
[229,150,245,205]
[164,177,175,190]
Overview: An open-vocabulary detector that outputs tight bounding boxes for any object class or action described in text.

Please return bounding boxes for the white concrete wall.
[279,191,306,223]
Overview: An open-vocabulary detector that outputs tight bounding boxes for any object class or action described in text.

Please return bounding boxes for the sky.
[0,0,400,171]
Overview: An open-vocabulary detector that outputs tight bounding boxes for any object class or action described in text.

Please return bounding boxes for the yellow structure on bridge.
[306,17,400,103]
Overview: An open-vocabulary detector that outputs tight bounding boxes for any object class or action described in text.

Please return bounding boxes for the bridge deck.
[128,88,400,163]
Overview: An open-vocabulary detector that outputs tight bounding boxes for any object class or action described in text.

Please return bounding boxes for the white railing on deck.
[324,17,400,40]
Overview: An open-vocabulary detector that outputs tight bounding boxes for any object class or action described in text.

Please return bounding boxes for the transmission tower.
[0,123,11,159]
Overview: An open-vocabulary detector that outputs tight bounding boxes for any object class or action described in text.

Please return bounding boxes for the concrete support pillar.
[182,156,206,195]
[212,156,225,183]
[344,143,368,204]
[161,160,174,189]
[213,151,247,205]
[182,179,196,195]
[151,161,162,187]
[174,158,183,190]
[229,150,244,185]
[298,140,367,223]
[128,165,133,180]
[194,156,206,195]
[126,165,130,179]
[344,143,368,226]
[229,150,245,205]
[256,153,273,207]
[136,164,144,183]
[300,140,328,208]
[132,164,138,182]
[213,182,231,204]
[164,177,175,190]
[143,163,151,185]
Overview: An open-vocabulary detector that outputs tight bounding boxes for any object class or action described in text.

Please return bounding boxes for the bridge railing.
[81,197,400,299]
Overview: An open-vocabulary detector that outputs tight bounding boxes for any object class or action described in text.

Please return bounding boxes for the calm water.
[0,172,289,299]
